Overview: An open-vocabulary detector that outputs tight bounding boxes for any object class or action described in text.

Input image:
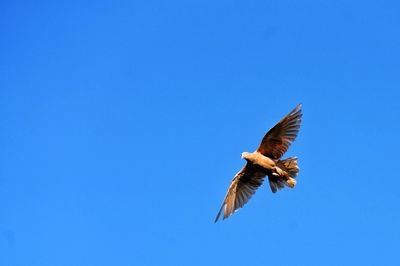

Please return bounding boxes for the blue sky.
[1,1,400,265]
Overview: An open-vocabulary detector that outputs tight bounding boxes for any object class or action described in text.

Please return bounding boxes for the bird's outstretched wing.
[215,164,266,222]
[257,104,302,159]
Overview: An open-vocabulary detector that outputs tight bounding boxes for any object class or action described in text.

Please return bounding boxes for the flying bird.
[215,104,302,222]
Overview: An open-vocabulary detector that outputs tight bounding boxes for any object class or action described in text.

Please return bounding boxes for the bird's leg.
[273,166,296,188]
[285,177,296,188]
[273,166,287,178]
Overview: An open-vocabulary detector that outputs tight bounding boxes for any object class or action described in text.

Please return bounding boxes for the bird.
[215,104,302,222]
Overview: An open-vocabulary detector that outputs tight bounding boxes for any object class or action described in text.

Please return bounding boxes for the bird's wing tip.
[214,204,225,223]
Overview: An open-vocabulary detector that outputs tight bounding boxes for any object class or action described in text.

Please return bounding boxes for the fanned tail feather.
[278,157,299,178]
[268,157,299,192]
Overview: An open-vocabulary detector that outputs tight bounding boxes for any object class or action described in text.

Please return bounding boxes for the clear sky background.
[1,1,400,265]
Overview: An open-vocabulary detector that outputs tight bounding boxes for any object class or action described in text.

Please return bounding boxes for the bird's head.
[241,152,251,160]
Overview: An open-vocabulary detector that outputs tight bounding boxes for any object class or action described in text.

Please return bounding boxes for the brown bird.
[215,104,302,222]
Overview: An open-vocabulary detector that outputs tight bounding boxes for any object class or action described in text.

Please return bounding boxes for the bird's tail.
[277,157,299,188]
[278,157,299,178]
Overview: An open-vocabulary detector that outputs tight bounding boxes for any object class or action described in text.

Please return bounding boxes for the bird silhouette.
[215,104,302,222]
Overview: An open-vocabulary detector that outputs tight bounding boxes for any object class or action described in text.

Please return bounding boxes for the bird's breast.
[250,152,276,170]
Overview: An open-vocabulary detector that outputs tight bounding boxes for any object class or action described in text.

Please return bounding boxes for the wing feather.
[215,164,266,222]
[257,104,302,159]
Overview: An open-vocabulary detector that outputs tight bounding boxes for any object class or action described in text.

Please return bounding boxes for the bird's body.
[242,151,276,171]
[215,104,302,222]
